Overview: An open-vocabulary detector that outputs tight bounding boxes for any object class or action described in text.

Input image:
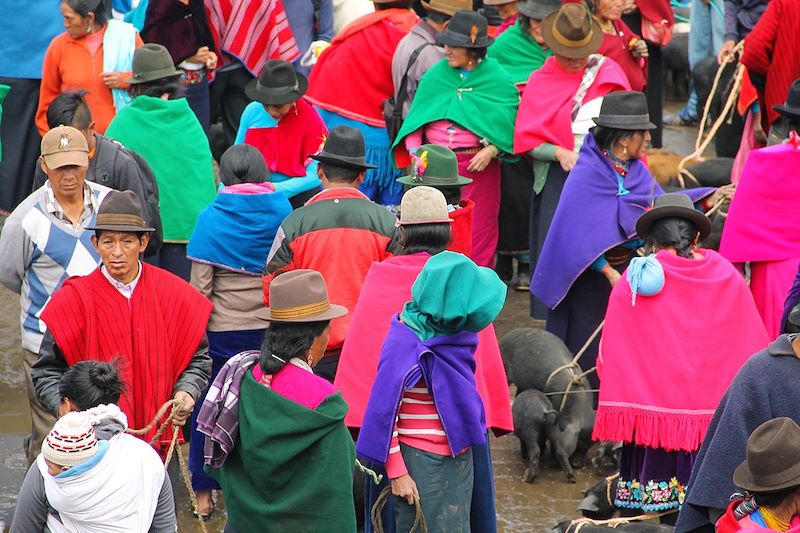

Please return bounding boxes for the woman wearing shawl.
[594,193,768,517]
[236,60,327,208]
[357,251,506,532]
[591,0,649,91]
[37,0,143,135]
[336,179,512,532]
[200,270,356,533]
[185,145,292,518]
[531,92,714,387]
[106,44,217,280]
[392,10,519,268]
[140,0,219,133]
[514,2,630,318]
[488,0,559,288]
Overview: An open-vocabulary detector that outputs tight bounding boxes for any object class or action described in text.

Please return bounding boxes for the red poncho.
[41,265,212,449]
[305,9,418,127]
[449,200,474,258]
[244,99,328,177]
[334,253,513,434]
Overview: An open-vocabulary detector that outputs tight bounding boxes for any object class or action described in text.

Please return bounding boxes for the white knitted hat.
[397,186,454,226]
[42,412,99,467]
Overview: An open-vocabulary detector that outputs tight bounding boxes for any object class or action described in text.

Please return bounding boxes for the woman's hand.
[172,390,196,426]
[621,0,638,14]
[100,72,127,89]
[602,265,621,287]
[391,474,420,505]
[555,147,578,172]
[188,46,218,69]
[467,145,497,172]
[632,40,649,59]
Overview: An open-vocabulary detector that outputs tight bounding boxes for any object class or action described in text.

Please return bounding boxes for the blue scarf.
[187,189,292,275]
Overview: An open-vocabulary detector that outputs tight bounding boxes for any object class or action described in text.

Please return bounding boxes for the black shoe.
[495,255,513,282]
[514,262,530,291]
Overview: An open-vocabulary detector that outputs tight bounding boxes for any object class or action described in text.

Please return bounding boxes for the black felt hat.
[245,60,308,106]
[774,79,800,120]
[635,192,712,241]
[310,125,377,170]
[592,91,656,131]
[437,10,494,49]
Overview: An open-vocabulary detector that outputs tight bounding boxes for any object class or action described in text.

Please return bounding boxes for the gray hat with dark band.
[125,44,182,85]
[635,193,711,241]
[592,91,656,131]
[245,60,308,106]
[87,190,155,233]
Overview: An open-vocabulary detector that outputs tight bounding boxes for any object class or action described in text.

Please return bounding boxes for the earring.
[307,353,313,367]
[622,146,628,155]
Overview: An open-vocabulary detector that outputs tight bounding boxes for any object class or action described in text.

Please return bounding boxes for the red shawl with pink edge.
[244,98,327,177]
[334,253,513,434]
[513,56,630,154]
[593,249,769,452]
[305,9,418,127]
[720,138,800,263]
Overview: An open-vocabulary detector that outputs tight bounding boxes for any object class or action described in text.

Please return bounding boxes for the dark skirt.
[617,443,697,514]
[498,157,533,255]
[545,267,611,391]
[529,163,570,319]
[622,11,664,149]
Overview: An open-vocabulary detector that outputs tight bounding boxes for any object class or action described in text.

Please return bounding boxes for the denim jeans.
[687,0,726,115]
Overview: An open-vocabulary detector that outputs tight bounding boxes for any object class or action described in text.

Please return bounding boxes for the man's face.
[42,162,88,200]
[91,231,148,283]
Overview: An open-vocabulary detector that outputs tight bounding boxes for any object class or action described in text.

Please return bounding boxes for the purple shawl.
[531,133,713,309]
[355,317,487,465]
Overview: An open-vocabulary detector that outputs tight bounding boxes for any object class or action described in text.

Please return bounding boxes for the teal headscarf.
[401,252,508,340]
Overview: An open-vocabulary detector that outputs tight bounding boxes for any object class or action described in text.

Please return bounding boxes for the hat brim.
[255,303,349,323]
[397,218,454,226]
[87,224,156,233]
[733,459,800,494]
[592,117,657,130]
[436,32,495,49]
[541,11,603,59]
[482,0,514,5]
[244,74,309,106]
[635,204,712,241]
[309,153,378,170]
[42,151,89,169]
[397,175,473,186]
[773,104,800,120]
[125,69,183,85]
[420,0,462,16]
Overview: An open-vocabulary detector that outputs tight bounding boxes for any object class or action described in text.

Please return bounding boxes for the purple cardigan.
[356,318,487,465]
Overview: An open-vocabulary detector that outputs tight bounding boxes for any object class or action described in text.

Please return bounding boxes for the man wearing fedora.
[33,190,212,463]
[0,125,112,464]
[391,0,473,118]
[265,125,397,382]
[235,59,328,208]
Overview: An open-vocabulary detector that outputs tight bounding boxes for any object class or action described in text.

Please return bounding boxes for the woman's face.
[444,46,471,69]
[528,18,545,45]
[264,102,294,121]
[595,0,623,22]
[496,1,519,20]
[622,130,651,159]
[60,2,93,39]
[307,324,332,368]
[555,54,589,73]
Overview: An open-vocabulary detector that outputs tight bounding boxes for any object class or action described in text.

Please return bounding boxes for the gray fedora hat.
[635,193,712,241]
[517,0,561,20]
[593,91,656,131]
[733,417,800,493]
[245,60,308,106]
[309,125,377,170]
[87,190,155,233]
[125,44,182,85]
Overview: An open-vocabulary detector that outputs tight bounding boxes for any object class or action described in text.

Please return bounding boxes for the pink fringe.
[592,405,713,452]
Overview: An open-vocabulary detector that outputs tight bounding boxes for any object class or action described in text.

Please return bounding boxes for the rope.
[356,458,385,486]
[543,321,604,411]
[605,473,620,509]
[371,486,428,533]
[125,399,209,533]
[677,40,746,185]
[565,509,679,532]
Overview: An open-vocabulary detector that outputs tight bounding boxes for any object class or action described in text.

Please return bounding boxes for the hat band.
[257,79,299,95]
[410,174,459,185]
[598,114,652,126]
[94,213,147,228]
[270,300,331,320]
[551,21,594,49]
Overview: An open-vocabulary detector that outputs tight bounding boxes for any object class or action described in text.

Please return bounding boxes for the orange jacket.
[37,29,143,135]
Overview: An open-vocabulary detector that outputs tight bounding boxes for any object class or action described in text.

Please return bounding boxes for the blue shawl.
[187,189,292,275]
[531,133,713,309]
[676,335,798,533]
[356,318,487,465]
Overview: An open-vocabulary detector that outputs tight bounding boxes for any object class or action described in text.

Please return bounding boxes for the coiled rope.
[371,486,428,533]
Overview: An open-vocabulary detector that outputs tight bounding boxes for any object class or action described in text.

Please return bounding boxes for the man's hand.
[717,39,737,64]
[391,474,420,505]
[172,391,195,426]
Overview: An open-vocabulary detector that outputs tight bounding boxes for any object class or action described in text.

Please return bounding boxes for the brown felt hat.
[542,3,603,59]
[257,269,348,323]
[41,126,89,169]
[733,417,800,493]
[421,0,473,16]
[87,190,155,233]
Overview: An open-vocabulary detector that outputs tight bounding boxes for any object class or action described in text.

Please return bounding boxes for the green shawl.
[392,58,519,156]
[105,96,216,242]
[207,372,356,532]
[488,20,552,86]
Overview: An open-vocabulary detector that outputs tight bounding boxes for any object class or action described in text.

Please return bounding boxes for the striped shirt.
[385,379,452,479]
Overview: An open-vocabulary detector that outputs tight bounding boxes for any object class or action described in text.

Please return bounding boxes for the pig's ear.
[577,494,600,512]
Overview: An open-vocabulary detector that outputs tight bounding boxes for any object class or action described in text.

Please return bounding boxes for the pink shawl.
[593,250,769,452]
[720,139,800,262]
[334,253,513,434]
[513,55,630,153]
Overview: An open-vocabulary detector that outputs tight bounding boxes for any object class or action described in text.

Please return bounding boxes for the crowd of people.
[1,0,800,531]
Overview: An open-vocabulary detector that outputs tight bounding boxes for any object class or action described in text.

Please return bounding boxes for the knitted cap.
[397,186,454,225]
[42,412,99,467]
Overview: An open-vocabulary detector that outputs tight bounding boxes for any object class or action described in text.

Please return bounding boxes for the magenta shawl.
[720,140,800,262]
[593,250,769,452]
